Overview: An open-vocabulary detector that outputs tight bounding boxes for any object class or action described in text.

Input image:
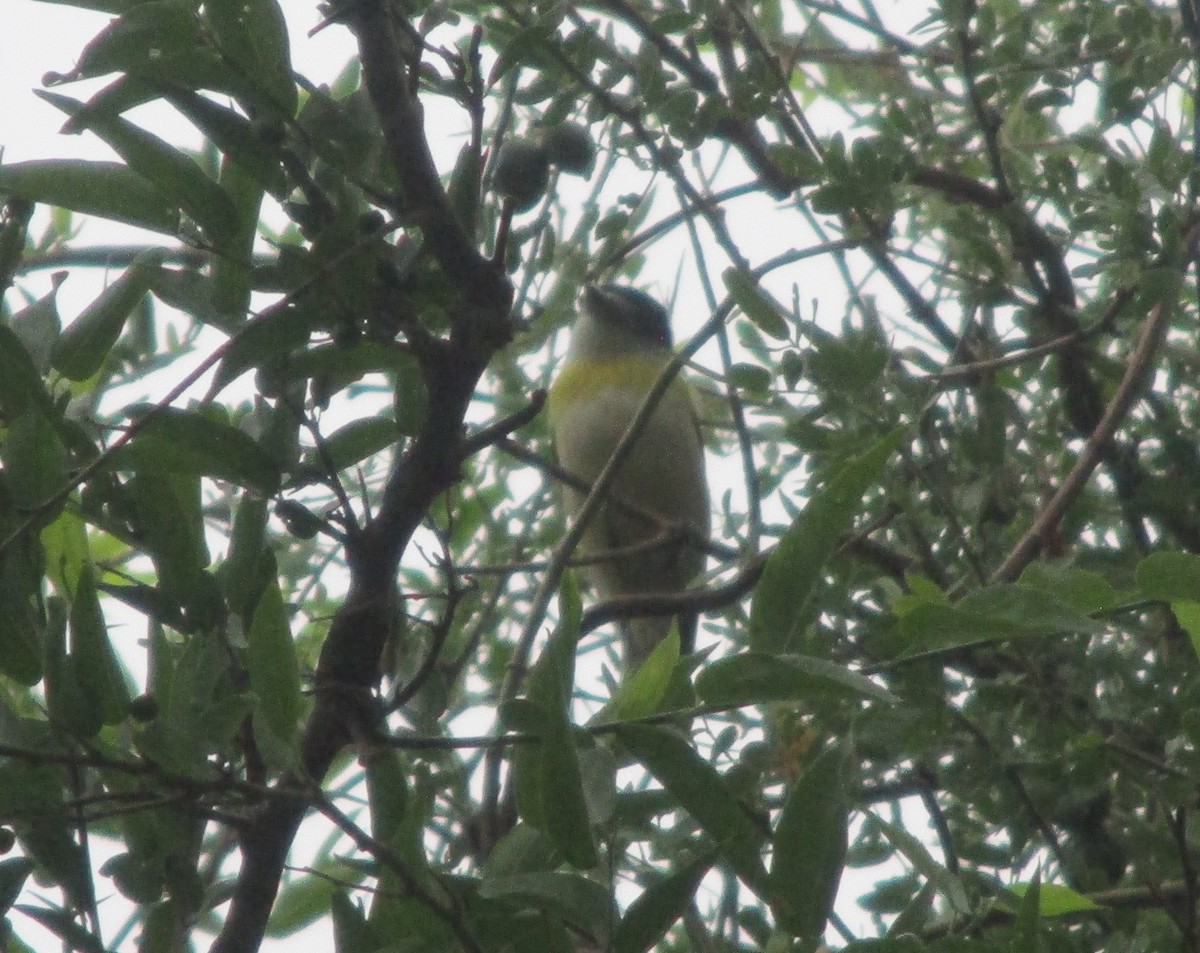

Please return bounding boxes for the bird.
[547,284,710,670]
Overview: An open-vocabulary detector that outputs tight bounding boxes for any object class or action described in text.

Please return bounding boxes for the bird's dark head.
[583,285,671,348]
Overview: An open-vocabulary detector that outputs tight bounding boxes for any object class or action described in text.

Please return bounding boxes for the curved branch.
[209,4,513,952]
[989,290,1173,584]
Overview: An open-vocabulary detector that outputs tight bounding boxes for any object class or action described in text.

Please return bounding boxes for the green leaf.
[696,652,898,707]
[0,406,67,509]
[1009,881,1100,917]
[37,91,240,243]
[539,728,599,869]
[280,341,414,387]
[723,267,790,340]
[512,706,551,832]
[210,153,265,316]
[331,890,376,953]
[897,583,1105,656]
[207,305,317,397]
[46,596,97,736]
[75,2,201,71]
[41,510,90,595]
[204,0,297,118]
[122,406,281,494]
[868,814,970,915]
[0,858,35,914]
[1136,551,1200,601]
[164,87,287,195]
[51,252,160,381]
[128,467,210,611]
[221,493,271,618]
[15,905,105,953]
[481,824,558,881]
[304,418,400,474]
[365,748,409,846]
[1010,871,1042,951]
[1017,562,1120,616]
[478,871,613,947]
[614,851,714,953]
[392,351,428,436]
[69,563,132,725]
[751,428,903,653]
[246,573,301,744]
[267,868,342,937]
[1169,600,1200,658]
[0,535,44,686]
[769,743,849,941]
[0,322,55,417]
[2,773,90,913]
[33,0,135,11]
[522,603,596,868]
[9,273,63,372]
[615,723,767,890]
[611,629,680,720]
[0,160,180,234]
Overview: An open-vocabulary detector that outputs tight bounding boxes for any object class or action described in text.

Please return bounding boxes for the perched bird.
[547,285,710,669]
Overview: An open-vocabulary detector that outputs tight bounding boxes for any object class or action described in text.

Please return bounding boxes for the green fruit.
[128,693,159,722]
[542,122,596,175]
[275,499,323,540]
[494,138,551,210]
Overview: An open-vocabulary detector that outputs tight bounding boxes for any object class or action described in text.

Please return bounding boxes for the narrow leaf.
[69,563,131,725]
[246,574,301,744]
[1011,871,1042,950]
[724,267,790,340]
[0,858,34,915]
[769,744,849,940]
[615,724,767,890]
[530,606,596,868]
[615,852,714,953]
[0,160,180,234]
[37,91,240,243]
[751,429,903,653]
[0,323,54,417]
[478,871,613,947]
[611,630,679,720]
[1009,881,1100,917]
[122,406,281,494]
[165,87,287,195]
[204,0,297,117]
[869,814,970,915]
[52,252,159,381]
[897,584,1105,657]
[9,274,63,372]
[304,418,400,474]
[0,406,67,509]
[696,652,897,707]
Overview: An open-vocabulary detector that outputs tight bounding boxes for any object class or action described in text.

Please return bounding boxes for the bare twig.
[989,292,1172,584]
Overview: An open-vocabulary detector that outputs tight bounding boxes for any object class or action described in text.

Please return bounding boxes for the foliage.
[1,1,1200,951]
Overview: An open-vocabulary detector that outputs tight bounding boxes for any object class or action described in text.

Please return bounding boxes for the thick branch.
[209,3,512,951]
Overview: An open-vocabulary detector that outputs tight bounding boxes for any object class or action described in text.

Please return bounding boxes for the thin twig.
[989,291,1173,584]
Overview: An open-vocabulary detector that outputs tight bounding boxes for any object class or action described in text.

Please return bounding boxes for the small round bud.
[128,693,159,723]
[358,210,387,235]
[493,138,551,211]
[275,499,323,540]
[542,122,596,175]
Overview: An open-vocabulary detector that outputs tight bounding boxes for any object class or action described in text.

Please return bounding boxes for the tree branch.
[208,3,513,951]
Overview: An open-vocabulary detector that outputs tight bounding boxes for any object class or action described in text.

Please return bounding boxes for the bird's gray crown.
[583,285,671,348]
